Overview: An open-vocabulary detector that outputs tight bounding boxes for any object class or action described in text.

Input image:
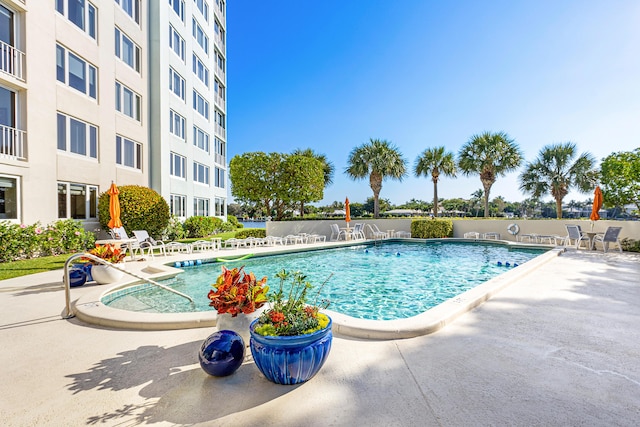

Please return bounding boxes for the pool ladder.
[62,253,195,319]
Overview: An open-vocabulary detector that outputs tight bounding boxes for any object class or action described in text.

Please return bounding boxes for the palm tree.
[414,147,457,217]
[345,138,407,218]
[458,131,523,217]
[292,148,335,218]
[518,142,596,219]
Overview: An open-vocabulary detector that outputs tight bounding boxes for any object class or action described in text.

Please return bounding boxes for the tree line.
[229,133,639,220]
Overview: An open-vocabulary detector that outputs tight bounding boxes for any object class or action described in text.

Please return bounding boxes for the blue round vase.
[68,268,87,287]
[249,317,332,385]
[199,330,245,377]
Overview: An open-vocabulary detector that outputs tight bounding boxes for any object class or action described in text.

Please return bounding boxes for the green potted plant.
[249,270,332,385]
[208,266,269,344]
[84,244,126,284]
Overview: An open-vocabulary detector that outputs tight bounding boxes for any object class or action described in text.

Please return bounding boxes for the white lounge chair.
[133,230,167,258]
[109,226,142,259]
[464,232,480,239]
[330,224,347,241]
[366,224,387,240]
[592,226,623,253]
[351,223,366,240]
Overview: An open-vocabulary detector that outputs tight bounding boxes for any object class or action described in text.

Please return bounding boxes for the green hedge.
[184,216,223,238]
[235,228,266,239]
[410,219,453,238]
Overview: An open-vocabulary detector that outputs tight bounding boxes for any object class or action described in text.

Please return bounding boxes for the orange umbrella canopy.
[107,182,123,229]
[345,197,351,223]
[590,186,603,221]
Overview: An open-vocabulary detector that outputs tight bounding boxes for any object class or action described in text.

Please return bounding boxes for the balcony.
[215,93,225,109]
[0,41,25,81]
[0,124,26,160]
[214,34,225,51]
[214,153,225,165]
[215,123,226,139]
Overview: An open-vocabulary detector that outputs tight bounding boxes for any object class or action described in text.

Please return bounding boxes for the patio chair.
[330,223,347,241]
[564,225,590,250]
[109,227,142,259]
[592,226,623,253]
[351,223,366,240]
[464,232,480,239]
[366,224,387,240]
[133,230,167,258]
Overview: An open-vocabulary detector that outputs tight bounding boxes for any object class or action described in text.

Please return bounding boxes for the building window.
[192,18,209,54]
[215,0,225,16]
[115,82,141,121]
[169,67,186,101]
[193,126,209,153]
[115,0,140,24]
[214,19,225,48]
[57,182,98,220]
[169,110,185,139]
[192,54,209,87]
[214,197,225,217]
[169,25,186,62]
[193,90,209,119]
[116,135,142,170]
[215,109,225,128]
[170,194,186,217]
[194,197,209,216]
[214,166,224,188]
[169,0,184,21]
[214,137,225,164]
[170,152,186,178]
[115,27,141,72]
[193,161,209,185]
[195,0,209,22]
[56,44,97,99]
[0,175,19,220]
[55,0,97,39]
[216,49,225,74]
[214,78,225,101]
[56,113,98,159]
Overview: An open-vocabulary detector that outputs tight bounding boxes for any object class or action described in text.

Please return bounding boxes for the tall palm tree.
[518,142,596,219]
[345,138,407,218]
[292,148,335,218]
[414,147,457,217]
[458,131,523,217]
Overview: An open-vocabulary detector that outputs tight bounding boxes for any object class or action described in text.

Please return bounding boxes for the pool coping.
[73,239,563,339]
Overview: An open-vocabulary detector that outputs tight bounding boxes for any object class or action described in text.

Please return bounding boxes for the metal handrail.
[62,253,195,319]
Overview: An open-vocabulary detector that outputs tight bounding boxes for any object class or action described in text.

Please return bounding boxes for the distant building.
[0,0,227,228]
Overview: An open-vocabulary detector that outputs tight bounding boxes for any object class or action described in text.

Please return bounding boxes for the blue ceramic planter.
[249,317,332,385]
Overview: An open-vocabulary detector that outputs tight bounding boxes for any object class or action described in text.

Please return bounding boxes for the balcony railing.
[215,93,225,109]
[0,124,26,160]
[0,40,25,81]
[215,65,225,81]
[215,123,226,139]
[215,34,225,51]
[214,153,225,165]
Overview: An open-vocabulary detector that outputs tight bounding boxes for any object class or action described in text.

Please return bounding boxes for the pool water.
[104,241,546,320]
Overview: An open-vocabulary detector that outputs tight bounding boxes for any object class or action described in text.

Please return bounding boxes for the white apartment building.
[0,0,227,229]
[149,0,227,220]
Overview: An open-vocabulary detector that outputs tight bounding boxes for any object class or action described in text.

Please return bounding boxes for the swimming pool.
[103,241,547,320]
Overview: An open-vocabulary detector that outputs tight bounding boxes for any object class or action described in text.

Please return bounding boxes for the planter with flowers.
[249,269,332,385]
[208,266,269,344]
[84,244,126,284]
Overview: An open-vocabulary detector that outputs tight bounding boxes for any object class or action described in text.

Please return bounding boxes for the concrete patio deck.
[1,247,639,426]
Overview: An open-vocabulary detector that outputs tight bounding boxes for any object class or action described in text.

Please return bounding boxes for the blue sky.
[226,1,640,206]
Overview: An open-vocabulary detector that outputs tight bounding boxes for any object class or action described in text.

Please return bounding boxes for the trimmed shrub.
[0,220,95,262]
[183,216,222,238]
[621,238,639,252]
[98,185,170,238]
[235,228,266,239]
[227,215,240,228]
[218,221,236,232]
[411,219,453,238]
[162,215,185,241]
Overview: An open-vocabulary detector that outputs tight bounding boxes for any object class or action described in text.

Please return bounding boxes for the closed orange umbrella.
[345,197,351,224]
[590,186,603,221]
[107,182,122,229]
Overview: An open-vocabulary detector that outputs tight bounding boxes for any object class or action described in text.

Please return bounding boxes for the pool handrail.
[62,253,195,319]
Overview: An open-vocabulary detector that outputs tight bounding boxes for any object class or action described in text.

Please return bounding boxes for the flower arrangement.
[208,266,269,316]
[84,244,126,264]
[254,270,331,337]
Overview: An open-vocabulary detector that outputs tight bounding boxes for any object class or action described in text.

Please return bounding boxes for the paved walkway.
[1,248,639,426]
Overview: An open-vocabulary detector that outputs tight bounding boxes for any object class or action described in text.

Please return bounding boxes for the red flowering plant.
[208,266,269,317]
[254,269,331,337]
[83,244,126,265]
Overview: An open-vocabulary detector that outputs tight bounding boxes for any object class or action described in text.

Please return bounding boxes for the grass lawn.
[0,231,244,281]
